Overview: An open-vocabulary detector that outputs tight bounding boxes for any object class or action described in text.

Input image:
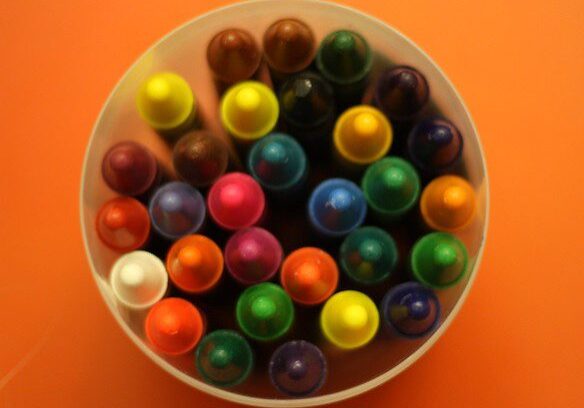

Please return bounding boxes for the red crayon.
[102,141,159,196]
[207,172,266,230]
[95,197,150,252]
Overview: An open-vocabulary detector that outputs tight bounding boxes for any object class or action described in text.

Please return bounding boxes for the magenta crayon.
[225,227,283,285]
[207,172,265,231]
[102,141,160,197]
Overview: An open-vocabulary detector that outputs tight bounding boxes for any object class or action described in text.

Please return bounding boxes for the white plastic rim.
[80,0,489,406]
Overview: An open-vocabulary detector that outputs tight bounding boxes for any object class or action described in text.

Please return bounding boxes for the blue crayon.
[308,178,367,237]
[407,118,463,174]
[247,133,308,195]
[148,181,206,240]
[269,340,327,397]
[380,282,440,339]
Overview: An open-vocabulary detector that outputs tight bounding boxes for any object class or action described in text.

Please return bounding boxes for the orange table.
[0,0,582,406]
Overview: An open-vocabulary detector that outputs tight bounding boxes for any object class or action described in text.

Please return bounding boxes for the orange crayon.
[95,197,150,252]
[420,175,476,232]
[280,248,339,306]
[145,298,204,355]
[166,235,223,294]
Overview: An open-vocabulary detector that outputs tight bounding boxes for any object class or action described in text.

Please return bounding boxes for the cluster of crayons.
[95,18,476,397]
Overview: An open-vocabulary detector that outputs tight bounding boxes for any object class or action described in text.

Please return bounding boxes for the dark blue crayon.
[148,181,206,240]
[380,281,440,339]
[308,178,367,238]
[407,117,463,174]
[269,340,327,397]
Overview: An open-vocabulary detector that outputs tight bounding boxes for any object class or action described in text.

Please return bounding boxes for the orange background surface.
[0,0,582,406]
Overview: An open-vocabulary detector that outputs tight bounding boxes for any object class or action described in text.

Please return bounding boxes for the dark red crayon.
[207,29,262,86]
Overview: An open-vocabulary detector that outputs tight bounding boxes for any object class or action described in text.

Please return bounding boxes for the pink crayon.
[207,172,265,230]
[225,227,283,285]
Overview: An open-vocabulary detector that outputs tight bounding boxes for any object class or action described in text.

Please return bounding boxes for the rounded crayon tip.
[358,239,383,262]
[353,112,379,138]
[332,31,355,52]
[219,183,245,209]
[295,261,321,287]
[433,243,458,267]
[235,87,261,112]
[119,263,146,288]
[261,141,287,165]
[382,167,407,190]
[109,150,134,171]
[160,313,181,335]
[341,304,368,330]
[178,246,203,269]
[407,118,463,172]
[316,30,372,85]
[374,66,429,121]
[103,207,127,229]
[287,359,307,380]
[329,187,352,212]
[443,186,467,209]
[263,18,315,74]
[207,29,261,83]
[209,347,232,369]
[239,239,261,262]
[159,191,182,213]
[102,141,158,196]
[420,175,476,231]
[251,296,277,320]
[408,297,431,320]
[146,77,171,102]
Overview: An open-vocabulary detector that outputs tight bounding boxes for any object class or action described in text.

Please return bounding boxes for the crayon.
[207,28,262,86]
[236,282,294,342]
[263,18,315,84]
[361,157,421,221]
[109,250,168,310]
[373,66,429,121]
[136,72,196,135]
[333,105,393,167]
[339,226,398,285]
[195,330,254,387]
[148,181,206,240]
[280,247,338,306]
[247,133,307,195]
[220,81,279,145]
[101,141,159,196]
[407,117,463,174]
[307,178,367,238]
[316,30,372,106]
[225,227,283,285]
[166,235,224,294]
[380,282,440,338]
[320,290,379,349]
[145,297,205,355]
[420,175,476,232]
[278,72,335,149]
[411,232,468,289]
[173,130,229,188]
[96,197,150,252]
[207,172,265,230]
[269,340,327,397]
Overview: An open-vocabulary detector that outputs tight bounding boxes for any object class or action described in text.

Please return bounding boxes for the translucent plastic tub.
[80,0,489,406]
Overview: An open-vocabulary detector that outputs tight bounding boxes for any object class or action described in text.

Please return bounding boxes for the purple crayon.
[225,227,282,285]
[269,340,327,397]
[148,181,206,240]
[102,141,159,196]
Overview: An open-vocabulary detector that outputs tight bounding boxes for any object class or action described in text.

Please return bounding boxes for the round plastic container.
[80,0,489,406]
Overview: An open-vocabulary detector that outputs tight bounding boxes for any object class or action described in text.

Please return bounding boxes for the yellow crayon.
[420,175,476,232]
[136,72,196,133]
[320,290,379,349]
[333,105,392,166]
[220,81,279,144]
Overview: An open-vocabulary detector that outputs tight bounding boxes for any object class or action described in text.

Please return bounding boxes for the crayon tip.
[119,263,145,288]
[109,150,134,171]
[178,246,203,269]
[295,261,321,287]
[219,183,245,209]
[251,296,277,320]
[209,347,233,369]
[433,243,458,267]
[103,207,127,229]
[382,167,407,191]
[353,112,379,139]
[263,18,315,74]
[341,304,368,330]
[235,87,261,113]
[137,72,195,131]
[239,239,261,262]
[286,359,308,380]
[329,188,352,212]
[407,297,431,320]
[358,239,383,262]
[261,141,287,165]
[332,31,355,52]
[443,186,467,210]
